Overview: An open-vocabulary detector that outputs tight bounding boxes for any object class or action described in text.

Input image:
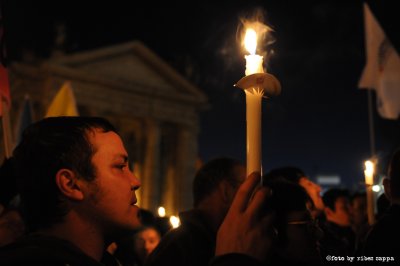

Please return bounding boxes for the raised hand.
[215,172,274,262]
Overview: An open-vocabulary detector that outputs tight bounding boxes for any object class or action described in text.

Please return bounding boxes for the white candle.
[244,28,264,175]
[245,89,262,175]
[245,54,264,76]
[364,160,374,185]
[364,160,375,225]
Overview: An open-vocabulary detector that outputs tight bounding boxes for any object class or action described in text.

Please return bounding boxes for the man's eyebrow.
[114,154,129,162]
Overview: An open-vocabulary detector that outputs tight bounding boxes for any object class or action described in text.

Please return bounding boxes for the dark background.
[2,0,400,190]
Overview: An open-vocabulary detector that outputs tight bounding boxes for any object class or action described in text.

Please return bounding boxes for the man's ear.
[324,207,333,218]
[55,169,84,201]
[218,180,235,205]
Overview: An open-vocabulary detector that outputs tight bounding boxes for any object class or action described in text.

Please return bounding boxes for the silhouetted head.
[264,166,324,218]
[192,157,245,207]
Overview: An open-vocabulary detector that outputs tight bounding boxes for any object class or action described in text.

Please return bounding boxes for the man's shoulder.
[158,211,215,248]
[362,211,400,257]
[0,234,103,266]
[145,222,215,266]
[178,209,215,236]
[209,254,264,266]
[150,224,212,255]
[370,209,400,236]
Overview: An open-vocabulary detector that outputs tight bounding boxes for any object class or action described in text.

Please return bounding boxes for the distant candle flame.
[372,185,381,192]
[364,160,374,176]
[158,206,166,217]
[170,215,180,228]
[364,160,374,185]
[244,28,257,55]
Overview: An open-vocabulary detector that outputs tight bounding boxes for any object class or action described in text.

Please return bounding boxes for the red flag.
[0,67,10,116]
[0,6,11,117]
[0,5,13,157]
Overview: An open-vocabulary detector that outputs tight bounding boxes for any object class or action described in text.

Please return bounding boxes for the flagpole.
[1,98,12,158]
[366,88,376,225]
[367,89,375,158]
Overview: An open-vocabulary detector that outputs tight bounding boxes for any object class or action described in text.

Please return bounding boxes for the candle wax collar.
[235,73,281,97]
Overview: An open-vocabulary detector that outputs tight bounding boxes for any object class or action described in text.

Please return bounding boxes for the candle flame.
[239,7,273,60]
[244,28,257,55]
[364,160,374,176]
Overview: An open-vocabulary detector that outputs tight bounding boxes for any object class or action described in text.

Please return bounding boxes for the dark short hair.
[351,191,366,202]
[0,157,18,207]
[262,178,312,246]
[376,193,390,219]
[322,188,350,210]
[12,116,116,231]
[192,157,243,207]
[388,148,400,197]
[263,166,306,184]
[263,178,311,214]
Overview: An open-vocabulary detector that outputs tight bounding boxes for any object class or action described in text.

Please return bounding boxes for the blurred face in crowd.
[81,129,141,236]
[351,195,367,226]
[298,177,324,216]
[134,227,161,262]
[326,196,352,227]
[225,164,247,205]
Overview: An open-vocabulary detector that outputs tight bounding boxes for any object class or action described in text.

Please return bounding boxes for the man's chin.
[130,205,142,228]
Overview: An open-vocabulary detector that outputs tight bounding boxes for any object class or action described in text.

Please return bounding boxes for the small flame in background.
[157,206,166,217]
[169,215,180,228]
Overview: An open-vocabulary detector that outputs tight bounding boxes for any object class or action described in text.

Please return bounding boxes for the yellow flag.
[45,81,79,118]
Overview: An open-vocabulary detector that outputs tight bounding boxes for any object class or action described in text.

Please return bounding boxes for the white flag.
[358,3,400,120]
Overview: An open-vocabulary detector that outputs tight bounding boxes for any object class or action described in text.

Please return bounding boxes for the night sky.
[3,0,400,190]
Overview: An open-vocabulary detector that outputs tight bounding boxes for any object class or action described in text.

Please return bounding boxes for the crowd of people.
[0,116,398,265]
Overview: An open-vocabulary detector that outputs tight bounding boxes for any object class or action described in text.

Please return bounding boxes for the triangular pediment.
[46,41,207,105]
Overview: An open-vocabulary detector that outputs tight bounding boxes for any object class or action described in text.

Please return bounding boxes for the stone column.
[161,159,177,217]
[140,119,161,213]
[173,125,198,212]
